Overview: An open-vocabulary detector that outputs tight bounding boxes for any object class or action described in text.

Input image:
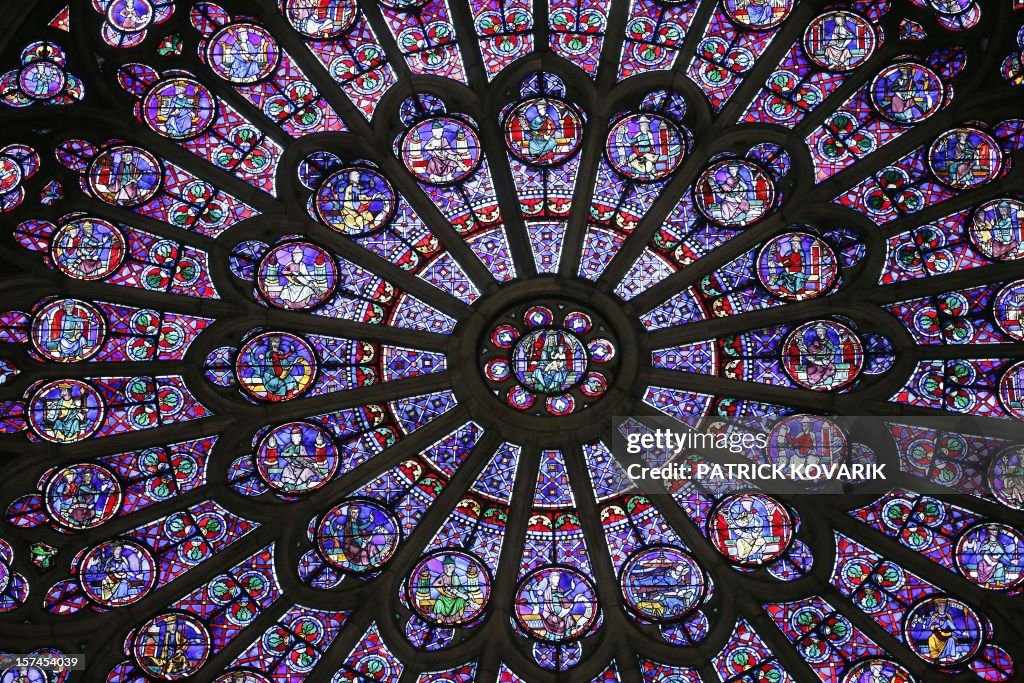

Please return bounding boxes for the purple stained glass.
[504,97,583,166]
[781,320,865,391]
[870,63,944,125]
[27,379,105,443]
[402,117,482,184]
[605,113,684,181]
[44,463,121,529]
[903,597,983,666]
[969,198,1024,261]
[87,145,162,206]
[235,332,318,402]
[282,0,358,38]
[757,233,838,301]
[31,298,106,362]
[708,494,794,567]
[142,77,217,139]
[256,422,338,493]
[207,23,280,85]
[620,546,705,622]
[514,566,599,642]
[315,167,397,236]
[406,550,491,625]
[2,7,1023,680]
[79,539,157,606]
[803,11,876,72]
[928,127,1002,189]
[256,242,337,310]
[722,0,794,29]
[694,160,775,227]
[131,612,211,679]
[318,499,401,573]
[50,218,127,280]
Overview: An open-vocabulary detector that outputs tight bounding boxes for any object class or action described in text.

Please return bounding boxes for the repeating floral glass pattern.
[0,1,1021,682]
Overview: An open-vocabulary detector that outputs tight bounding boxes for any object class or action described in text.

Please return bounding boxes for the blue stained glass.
[2,5,1022,682]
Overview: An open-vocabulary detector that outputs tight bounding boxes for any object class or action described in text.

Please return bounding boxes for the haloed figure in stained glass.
[42,300,93,359]
[960,525,1016,586]
[269,426,331,490]
[975,200,1022,259]
[921,599,960,662]
[615,115,659,177]
[821,14,856,69]
[532,333,569,392]
[341,170,390,232]
[43,382,88,441]
[54,220,115,278]
[409,121,471,181]
[424,556,477,624]
[269,245,332,309]
[156,81,204,138]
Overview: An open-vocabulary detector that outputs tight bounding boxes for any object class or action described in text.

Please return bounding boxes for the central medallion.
[480,301,618,417]
[512,328,588,394]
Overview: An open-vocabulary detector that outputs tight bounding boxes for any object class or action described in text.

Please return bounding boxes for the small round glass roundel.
[484,358,510,381]
[107,0,154,33]
[870,63,944,125]
[841,659,913,683]
[283,0,357,38]
[708,493,794,567]
[988,446,1024,511]
[587,338,614,363]
[757,232,839,301]
[606,113,685,182]
[44,463,122,529]
[317,499,401,574]
[142,78,217,140]
[781,320,864,391]
[722,0,794,29]
[20,60,64,98]
[315,167,397,236]
[50,218,126,281]
[256,422,339,494]
[969,198,1024,261]
[994,280,1024,341]
[513,566,599,642]
[235,332,317,402]
[564,311,592,334]
[512,329,589,394]
[545,393,575,416]
[0,156,21,193]
[694,159,775,227]
[620,546,705,622]
[998,360,1024,419]
[928,127,1001,190]
[27,379,105,443]
[401,117,482,184]
[88,145,162,207]
[903,597,983,666]
[580,372,607,396]
[491,324,518,348]
[31,298,107,362]
[257,242,337,310]
[524,306,553,327]
[208,24,280,85]
[803,11,875,72]
[406,549,491,626]
[132,612,211,679]
[79,539,156,607]
[954,523,1024,590]
[504,97,583,166]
